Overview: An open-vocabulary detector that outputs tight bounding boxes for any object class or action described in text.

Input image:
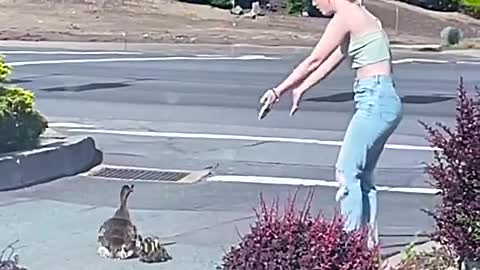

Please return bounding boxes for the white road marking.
[79,164,438,194]
[66,128,438,151]
[6,55,476,66]
[393,58,480,65]
[392,58,449,64]
[80,163,438,194]
[48,122,97,128]
[207,175,440,195]
[194,54,226,57]
[390,44,441,49]
[7,55,280,66]
[193,54,270,58]
[0,50,142,55]
[455,60,480,65]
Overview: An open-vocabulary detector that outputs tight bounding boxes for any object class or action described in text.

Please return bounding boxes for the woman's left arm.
[273,15,349,96]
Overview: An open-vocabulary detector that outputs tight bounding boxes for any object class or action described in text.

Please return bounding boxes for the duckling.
[97,184,139,260]
[136,235,173,263]
[0,240,27,270]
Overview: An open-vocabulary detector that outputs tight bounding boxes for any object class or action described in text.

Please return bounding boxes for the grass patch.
[460,0,480,18]
[463,0,480,6]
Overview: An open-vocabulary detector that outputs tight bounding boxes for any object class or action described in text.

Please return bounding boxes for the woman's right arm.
[291,42,347,94]
[270,15,349,97]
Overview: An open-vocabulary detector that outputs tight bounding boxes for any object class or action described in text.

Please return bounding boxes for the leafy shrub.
[219,188,380,270]
[209,0,233,9]
[391,243,458,270]
[460,0,480,19]
[439,0,462,10]
[0,55,12,82]
[419,77,480,267]
[287,0,305,14]
[448,0,480,18]
[176,0,211,4]
[177,0,232,9]
[0,55,48,153]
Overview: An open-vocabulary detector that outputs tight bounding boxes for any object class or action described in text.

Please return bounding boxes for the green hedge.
[463,0,480,5]
[0,55,48,153]
[461,0,480,18]
[177,0,232,9]
[0,55,12,82]
[287,0,306,14]
[209,0,232,9]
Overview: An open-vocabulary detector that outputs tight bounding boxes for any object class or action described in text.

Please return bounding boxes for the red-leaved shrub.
[419,77,480,265]
[220,188,380,270]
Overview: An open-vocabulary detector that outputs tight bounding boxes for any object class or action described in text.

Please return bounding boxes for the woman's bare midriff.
[354,60,392,79]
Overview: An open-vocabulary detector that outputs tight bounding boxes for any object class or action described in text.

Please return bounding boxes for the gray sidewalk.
[0,176,435,270]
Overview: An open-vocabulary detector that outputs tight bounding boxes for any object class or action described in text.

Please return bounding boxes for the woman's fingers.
[259,93,267,104]
[290,105,298,116]
[290,89,304,116]
[260,90,278,106]
[259,91,272,104]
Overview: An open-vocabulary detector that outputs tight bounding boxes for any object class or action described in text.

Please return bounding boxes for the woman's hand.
[290,87,307,116]
[258,88,280,120]
[259,88,280,107]
[258,87,307,118]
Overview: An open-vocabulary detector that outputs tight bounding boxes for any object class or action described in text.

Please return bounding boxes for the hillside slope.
[0,0,477,46]
[366,0,479,40]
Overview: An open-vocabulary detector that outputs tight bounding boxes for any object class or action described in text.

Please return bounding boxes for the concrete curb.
[0,40,444,54]
[0,135,103,191]
[2,40,480,59]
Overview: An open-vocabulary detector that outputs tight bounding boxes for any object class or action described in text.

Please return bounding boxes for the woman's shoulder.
[336,4,384,39]
[361,5,383,27]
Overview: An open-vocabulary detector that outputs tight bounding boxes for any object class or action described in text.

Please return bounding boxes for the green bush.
[287,0,305,14]
[209,0,232,9]
[391,243,459,270]
[463,0,480,6]
[0,55,12,82]
[461,4,480,18]
[177,0,231,9]
[0,55,48,153]
[460,0,480,18]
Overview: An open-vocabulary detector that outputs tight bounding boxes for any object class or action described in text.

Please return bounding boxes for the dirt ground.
[0,0,478,46]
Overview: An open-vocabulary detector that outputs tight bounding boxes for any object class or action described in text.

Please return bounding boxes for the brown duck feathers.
[97,184,139,260]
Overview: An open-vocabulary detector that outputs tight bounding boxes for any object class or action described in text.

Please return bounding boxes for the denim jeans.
[334,74,403,247]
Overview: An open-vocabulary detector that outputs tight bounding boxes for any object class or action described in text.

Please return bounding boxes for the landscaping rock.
[440,26,464,46]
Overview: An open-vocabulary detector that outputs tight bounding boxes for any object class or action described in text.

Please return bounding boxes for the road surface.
[4,47,479,188]
[0,45,478,270]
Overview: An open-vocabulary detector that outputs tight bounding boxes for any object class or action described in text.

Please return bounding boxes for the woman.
[259,0,403,247]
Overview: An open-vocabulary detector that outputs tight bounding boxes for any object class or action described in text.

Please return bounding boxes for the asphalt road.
[0,45,479,270]
[3,48,480,188]
[0,175,438,270]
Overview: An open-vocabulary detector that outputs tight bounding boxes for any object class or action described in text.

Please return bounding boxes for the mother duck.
[97,184,139,260]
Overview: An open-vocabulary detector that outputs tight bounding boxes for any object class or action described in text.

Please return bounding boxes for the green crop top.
[347,30,391,69]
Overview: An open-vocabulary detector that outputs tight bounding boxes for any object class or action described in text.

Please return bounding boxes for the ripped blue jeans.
[335,74,402,247]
